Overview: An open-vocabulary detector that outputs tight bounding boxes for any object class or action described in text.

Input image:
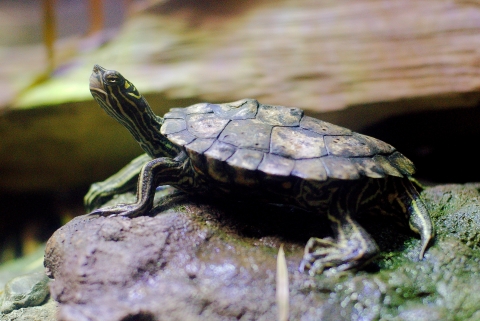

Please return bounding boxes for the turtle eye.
[104,71,124,86]
[106,76,119,84]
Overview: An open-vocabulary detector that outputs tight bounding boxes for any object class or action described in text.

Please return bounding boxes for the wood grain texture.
[2,0,480,191]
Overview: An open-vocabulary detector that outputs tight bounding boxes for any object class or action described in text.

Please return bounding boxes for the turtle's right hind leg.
[395,178,434,259]
[300,188,380,275]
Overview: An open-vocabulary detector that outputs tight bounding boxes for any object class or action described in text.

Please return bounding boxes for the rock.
[0,272,50,314]
[44,184,480,320]
[0,245,46,290]
[0,244,58,320]
[0,299,58,321]
[421,183,480,249]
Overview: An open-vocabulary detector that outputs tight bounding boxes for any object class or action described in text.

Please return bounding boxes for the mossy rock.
[44,184,480,321]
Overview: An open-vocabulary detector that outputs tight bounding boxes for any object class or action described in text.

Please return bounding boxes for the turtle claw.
[300,233,379,276]
[87,204,142,218]
[299,237,339,275]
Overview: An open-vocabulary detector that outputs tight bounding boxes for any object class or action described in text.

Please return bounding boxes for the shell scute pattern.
[292,158,328,181]
[256,104,303,126]
[185,102,213,115]
[388,151,415,175]
[204,141,236,183]
[185,138,215,156]
[226,149,264,171]
[184,138,215,175]
[226,149,264,186]
[350,157,385,179]
[211,99,257,120]
[219,119,272,151]
[165,129,195,146]
[321,156,361,180]
[361,135,396,154]
[300,116,352,136]
[373,155,403,177]
[204,141,236,162]
[325,135,374,157]
[160,118,186,135]
[186,114,229,139]
[161,99,412,183]
[258,153,296,176]
[271,127,327,159]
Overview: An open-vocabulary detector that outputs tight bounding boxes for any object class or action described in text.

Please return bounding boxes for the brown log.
[2,0,480,191]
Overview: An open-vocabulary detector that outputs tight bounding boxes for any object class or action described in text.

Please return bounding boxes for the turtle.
[86,64,434,275]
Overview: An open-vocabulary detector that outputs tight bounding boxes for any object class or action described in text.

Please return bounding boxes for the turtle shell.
[160,99,415,183]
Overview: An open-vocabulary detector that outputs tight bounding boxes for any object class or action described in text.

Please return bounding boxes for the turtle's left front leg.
[89,153,188,218]
[84,153,152,212]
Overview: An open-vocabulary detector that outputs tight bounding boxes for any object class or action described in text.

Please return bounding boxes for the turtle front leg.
[300,189,379,275]
[84,153,152,211]
[88,154,187,218]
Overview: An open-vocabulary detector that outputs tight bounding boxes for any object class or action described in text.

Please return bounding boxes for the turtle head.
[89,65,153,122]
[89,65,179,158]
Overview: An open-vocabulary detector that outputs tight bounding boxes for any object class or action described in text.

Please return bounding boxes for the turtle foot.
[299,237,344,275]
[299,235,379,276]
[87,204,144,218]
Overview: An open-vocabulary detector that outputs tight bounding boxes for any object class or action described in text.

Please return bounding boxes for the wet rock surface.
[0,272,50,314]
[45,184,480,321]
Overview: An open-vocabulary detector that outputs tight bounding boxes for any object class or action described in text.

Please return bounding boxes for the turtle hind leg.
[300,189,380,275]
[395,178,434,259]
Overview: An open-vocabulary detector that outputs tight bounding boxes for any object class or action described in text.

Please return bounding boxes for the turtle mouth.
[89,64,107,93]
